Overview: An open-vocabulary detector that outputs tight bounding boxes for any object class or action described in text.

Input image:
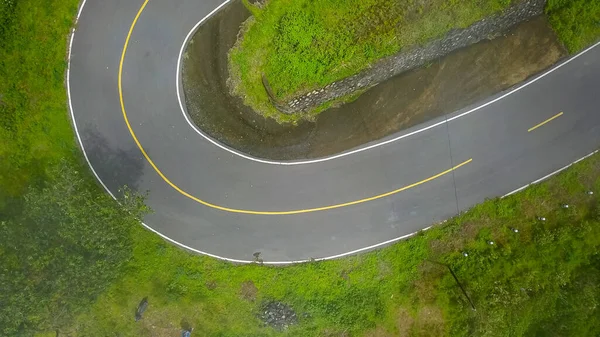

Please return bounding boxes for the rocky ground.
[259,301,298,331]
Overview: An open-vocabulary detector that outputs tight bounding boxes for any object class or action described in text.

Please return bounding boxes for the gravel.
[259,301,298,331]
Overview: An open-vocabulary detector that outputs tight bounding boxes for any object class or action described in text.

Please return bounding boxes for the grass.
[0,0,80,205]
[546,0,600,53]
[69,153,600,336]
[228,0,514,122]
[0,0,145,334]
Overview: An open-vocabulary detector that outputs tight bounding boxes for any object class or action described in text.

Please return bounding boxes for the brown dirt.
[182,1,566,160]
[138,311,185,337]
[239,280,258,302]
[413,306,445,336]
[414,262,445,304]
[396,308,415,337]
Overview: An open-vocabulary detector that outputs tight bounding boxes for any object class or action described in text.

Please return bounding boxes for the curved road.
[68,0,600,263]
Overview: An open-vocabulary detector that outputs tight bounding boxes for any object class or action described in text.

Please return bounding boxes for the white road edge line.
[145,224,434,265]
[175,2,600,166]
[502,150,599,198]
[68,0,600,264]
[67,0,111,197]
[66,0,434,265]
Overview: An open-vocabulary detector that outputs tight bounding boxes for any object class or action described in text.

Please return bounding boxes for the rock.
[259,301,298,331]
[134,297,148,321]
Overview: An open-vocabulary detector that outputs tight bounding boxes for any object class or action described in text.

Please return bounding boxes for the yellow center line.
[117,0,473,215]
[528,112,564,132]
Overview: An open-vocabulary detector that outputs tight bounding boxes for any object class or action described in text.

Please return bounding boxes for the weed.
[547,0,600,53]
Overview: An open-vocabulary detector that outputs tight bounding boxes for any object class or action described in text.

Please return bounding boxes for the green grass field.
[1,0,600,336]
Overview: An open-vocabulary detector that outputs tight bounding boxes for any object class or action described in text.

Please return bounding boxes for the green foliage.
[0,161,149,336]
[547,0,600,52]
[71,154,600,336]
[0,0,18,46]
[229,0,513,121]
[0,2,151,335]
[0,0,79,201]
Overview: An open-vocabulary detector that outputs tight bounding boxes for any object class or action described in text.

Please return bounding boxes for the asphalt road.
[68,0,600,263]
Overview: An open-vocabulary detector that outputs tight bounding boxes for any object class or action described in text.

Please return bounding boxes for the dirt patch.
[321,329,350,337]
[413,306,445,336]
[239,280,258,302]
[259,301,298,330]
[181,1,315,160]
[182,2,566,160]
[397,308,415,337]
[364,326,395,337]
[137,311,186,337]
[414,262,446,304]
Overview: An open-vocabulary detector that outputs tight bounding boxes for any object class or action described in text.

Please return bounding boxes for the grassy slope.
[0,0,80,205]
[229,0,600,121]
[229,0,513,122]
[73,154,600,337]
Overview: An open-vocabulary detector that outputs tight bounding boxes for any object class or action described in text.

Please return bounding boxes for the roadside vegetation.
[546,0,600,52]
[229,0,513,121]
[70,153,600,336]
[0,0,148,335]
[229,0,600,122]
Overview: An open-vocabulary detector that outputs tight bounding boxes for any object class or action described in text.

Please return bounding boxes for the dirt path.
[181,1,566,160]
